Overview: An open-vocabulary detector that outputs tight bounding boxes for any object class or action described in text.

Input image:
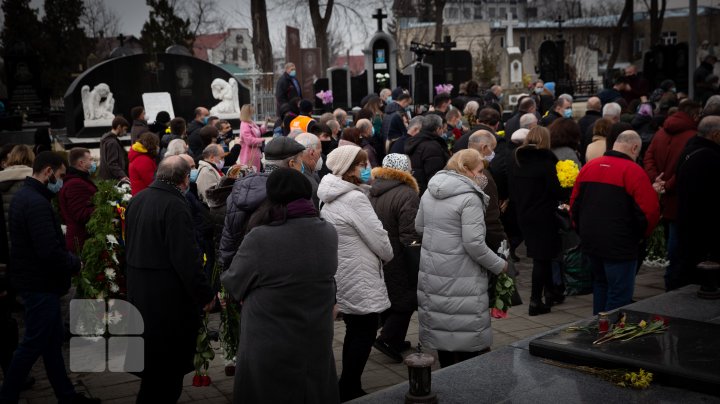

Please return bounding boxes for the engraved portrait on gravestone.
[176,66,193,89]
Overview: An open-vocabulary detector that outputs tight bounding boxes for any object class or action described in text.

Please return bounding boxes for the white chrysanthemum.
[111,253,119,265]
[110,283,119,293]
[107,310,123,325]
[104,268,116,279]
[106,234,118,245]
[122,194,132,202]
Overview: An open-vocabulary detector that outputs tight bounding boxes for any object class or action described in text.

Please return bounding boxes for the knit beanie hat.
[382,153,411,173]
[266,168,312,204]
[326,145,361,176]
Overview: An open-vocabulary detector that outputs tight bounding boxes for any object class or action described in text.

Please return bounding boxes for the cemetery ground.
[3,246,669,404]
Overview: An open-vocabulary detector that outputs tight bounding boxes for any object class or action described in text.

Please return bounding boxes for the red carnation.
[192,374,202,387]
[201,375,211,386]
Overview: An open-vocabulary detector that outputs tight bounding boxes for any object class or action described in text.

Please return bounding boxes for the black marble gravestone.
[423,50,472,97]
[5,40,46,121]
[351,71,369,108]
[329,68,350,110]
[529,310,720,395]
[643,44,689,94]
[64,53,250,137]
[410,64,432,105]
[539,40,561,84]
[312,78,330,113]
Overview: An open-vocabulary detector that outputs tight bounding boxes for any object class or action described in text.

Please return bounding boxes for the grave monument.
[364,9,398,95]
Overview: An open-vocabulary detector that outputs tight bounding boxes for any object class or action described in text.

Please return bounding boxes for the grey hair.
[698,116,720,138]
[421,114,443,132]
[603,102,622,118]
[463,101,480,115]
[520,113,537,129]
[559,93,574,104]
[156,155,190,185]
[326,119,340,132]
[703,95,720,117]
[294,132,320,153]
[165,139,187,156]
[201,144,222,160]
[355,118,372,131]
[468,130,495,145]
[408,116,424,130]
[615,130,641,145]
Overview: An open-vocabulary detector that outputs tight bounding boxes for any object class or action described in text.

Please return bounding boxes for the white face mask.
[315,156,323,172]
[484,151,496,163]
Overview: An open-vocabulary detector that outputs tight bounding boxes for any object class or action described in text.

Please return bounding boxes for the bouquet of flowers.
[75,181,131,299]
[556,160,580,188]
[489,241,517,319]
[592,313,669,345]
[543,360,654,389]
[193,315,214,387]
[435,83,454,95]
[315,90,333,105]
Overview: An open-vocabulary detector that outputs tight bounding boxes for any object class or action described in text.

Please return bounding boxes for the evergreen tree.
[1,0,42,54]
[42,0,91,96]
[140,0,194,54]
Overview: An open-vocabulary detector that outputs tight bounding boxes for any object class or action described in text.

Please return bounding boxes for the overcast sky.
[26,0,389,55]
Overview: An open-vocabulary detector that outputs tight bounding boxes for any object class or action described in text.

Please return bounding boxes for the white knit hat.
[326,145,362,176]
[511,128,530,143]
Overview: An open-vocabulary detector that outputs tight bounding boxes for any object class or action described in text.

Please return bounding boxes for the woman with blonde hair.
[238,104,265,172]
[462,100,480,128]
[416,148,507,368]
[509,126,564,315]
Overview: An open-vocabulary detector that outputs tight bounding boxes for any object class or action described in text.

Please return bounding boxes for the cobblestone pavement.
[3,249,667,403]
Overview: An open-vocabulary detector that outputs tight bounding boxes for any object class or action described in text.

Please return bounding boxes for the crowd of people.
[0,61,718,403]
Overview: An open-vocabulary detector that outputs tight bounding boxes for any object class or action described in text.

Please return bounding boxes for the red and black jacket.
[570,150,660,261]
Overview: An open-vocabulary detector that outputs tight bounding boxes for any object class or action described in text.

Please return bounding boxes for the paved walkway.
[4,249,667,403]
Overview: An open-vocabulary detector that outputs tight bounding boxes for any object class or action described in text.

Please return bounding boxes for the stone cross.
[372,8,388,32]
[555,15,566,39]
[503,12,519,48]
[117,33,126,47]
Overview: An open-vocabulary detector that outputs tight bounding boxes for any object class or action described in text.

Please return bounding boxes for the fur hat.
[266,168,312,204]
[326,145,361,176]
[382,153,411,173]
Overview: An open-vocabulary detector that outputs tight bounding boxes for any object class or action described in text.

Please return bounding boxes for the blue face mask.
[534,87,543,94]
[360,167,371,183]
[301,162,305,174]
[456,121,463,129]
[372,126,376,136]
[202,116,209,125]
[563,108,573,118]
[289,70,297,77]
[387,96,392,102]
[190,168,199,183]
[88,161,97,175]
[47,175,63,194]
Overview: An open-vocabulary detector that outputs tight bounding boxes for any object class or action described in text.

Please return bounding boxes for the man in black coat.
[405,114,449,194]
[539,97,571,127]
[187,106,210,157]
[578,97,602,157]
[125,156,214,403]
[676,116,720,287]
[275,62,302,114]
[0,152,98,404]
[504,97,537,139]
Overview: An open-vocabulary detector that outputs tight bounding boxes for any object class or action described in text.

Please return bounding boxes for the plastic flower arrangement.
[434,83,454,95]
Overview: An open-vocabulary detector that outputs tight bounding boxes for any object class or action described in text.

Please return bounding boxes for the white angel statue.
[81,83,115,120]
[209,78,240,115]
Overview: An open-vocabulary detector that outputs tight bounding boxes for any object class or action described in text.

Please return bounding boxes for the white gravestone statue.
[81,83,115,127]
[209,78,240,118]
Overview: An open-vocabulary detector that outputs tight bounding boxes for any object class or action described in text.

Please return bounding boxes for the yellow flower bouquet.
[556,159,580,188]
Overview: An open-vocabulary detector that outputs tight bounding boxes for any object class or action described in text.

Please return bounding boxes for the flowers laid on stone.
[544,359,654,390]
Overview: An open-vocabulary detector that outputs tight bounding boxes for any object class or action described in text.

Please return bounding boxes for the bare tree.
[180,0,226,36]
[251,0,273,88]
[308,0,334,72]
[81,0,120,39]
[643,0,666,47]
[607,0,633,71]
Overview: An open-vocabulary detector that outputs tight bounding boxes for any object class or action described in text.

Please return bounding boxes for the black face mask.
[321,140,333,156]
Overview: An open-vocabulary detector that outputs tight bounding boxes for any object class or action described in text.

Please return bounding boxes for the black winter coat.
[275,72,302,111]
[8,177,80,294]
[218,174,269,270]
[508,147,564,260]
[677,136,720,268]
[405,130,450,194]
[221,216,339,403]
[125,181,214,378]
[369,168,421,312]
[539,110,562,127]
[488,135,516,200]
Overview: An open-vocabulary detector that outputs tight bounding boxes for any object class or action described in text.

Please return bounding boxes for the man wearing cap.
[218,137,306,270]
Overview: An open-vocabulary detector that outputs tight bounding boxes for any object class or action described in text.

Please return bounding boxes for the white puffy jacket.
[416,170,506,352]
[317,174,393,315]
